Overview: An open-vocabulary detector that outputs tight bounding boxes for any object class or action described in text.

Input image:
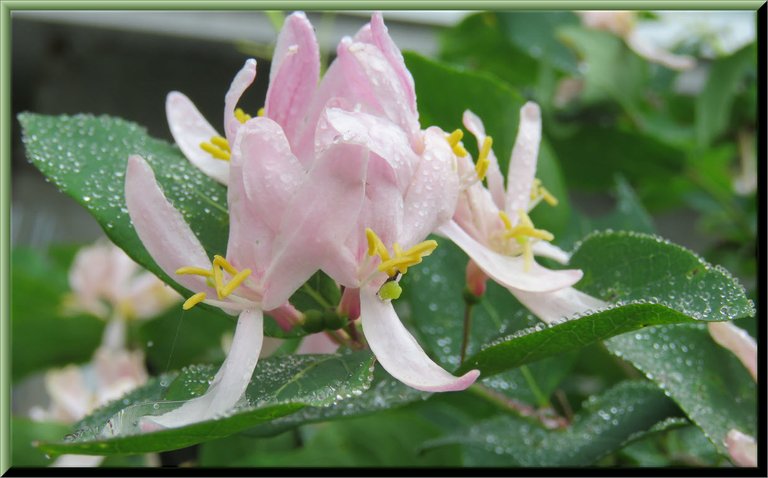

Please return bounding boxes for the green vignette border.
[0,0,764,473]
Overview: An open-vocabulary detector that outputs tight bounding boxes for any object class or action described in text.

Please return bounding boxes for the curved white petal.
[531,241,571,265]
[125,155,214,295]
[165,92,229,185]
[51,455,105,468]
[360,286,479,392]
[512,287,608,324]
[707,322,757,381]
[505,102,542,216]
[142,309,263,429]
[224,59,257,143]
[439,220,582,293]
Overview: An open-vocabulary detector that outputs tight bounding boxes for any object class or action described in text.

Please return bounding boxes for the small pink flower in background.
[438,102,605,323]
[724,429,757,467]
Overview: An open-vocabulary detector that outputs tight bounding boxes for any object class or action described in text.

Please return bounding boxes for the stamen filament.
[183,292,207,310]
[200,142,231,161]
[213,262,224,299]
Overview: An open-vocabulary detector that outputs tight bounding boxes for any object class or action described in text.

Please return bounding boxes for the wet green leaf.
[36,351,375,455]
[425,381,681,466]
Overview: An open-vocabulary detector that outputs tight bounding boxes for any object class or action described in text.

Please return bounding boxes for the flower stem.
[520,364,549,408]
[468,384,569,430]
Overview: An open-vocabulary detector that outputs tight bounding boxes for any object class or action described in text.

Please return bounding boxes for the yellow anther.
[200,142,231,161]
[498,211,513,230]
[366,228,390,261]
[213,255,238,275]
[378,255,421,276]
[220,268,252,298]
[446,129,468,157]
[235,108,251,124]
[475,136,493,180]
[257,107,265,117]
[446,129,464,146]
[210,136,230,152]
[175,266,213,277]
[182,292,207,310]
[531,178,559,207]
[404,240,438,259]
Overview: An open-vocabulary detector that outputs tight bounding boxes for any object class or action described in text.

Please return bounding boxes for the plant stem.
[520,365,549,408]
[468,384,569,430]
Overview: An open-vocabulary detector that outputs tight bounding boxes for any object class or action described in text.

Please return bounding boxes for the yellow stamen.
[446,129,463,147]
[213,262,224,299]
[221,268,252,298]
[213,255,238,275]
[366,228,390,261]
[175,266,213,277]
[257,107,265,117]
[210,135,230,152]
[183,292,207,310]
[521,240,533,272]
[530,178,559,206]
[235,108,251,124]
[475,136,493,181]
[498,211,513,230]
[200,142,231,161]
[378,256,421,276]
[404,240,438,259]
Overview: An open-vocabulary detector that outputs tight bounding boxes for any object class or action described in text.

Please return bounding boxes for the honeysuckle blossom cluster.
[124,12,594,429]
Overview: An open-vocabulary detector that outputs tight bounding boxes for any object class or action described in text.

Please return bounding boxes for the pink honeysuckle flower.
[725,429,758,467]
[30,346,149,468]
[166,12,319,185]
[707,321,757,381]
[65,239,180,349]
[124,109,367,427]
[272,15,479,392]
[437,102,606,323]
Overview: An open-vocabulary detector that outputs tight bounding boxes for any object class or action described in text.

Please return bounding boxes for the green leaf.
[497,12,580,74]
[12,247,104,381]
[37,351,375,455]
[425,380,682,466]
[695,43,755,147]
[203,409,462,467]
[457,231,753,377]
[606,324,756,457]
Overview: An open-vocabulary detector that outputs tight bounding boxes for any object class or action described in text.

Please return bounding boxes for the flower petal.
[359,286,479,392]
[463,109,505,210]
[236,117,305,231]
[142,308,263,429]
[505,102,542,216]
[260,141,369,309]
[400,126,460,247]
[296,332,340,355]
[166,91,229,185]
[266,12,320,146]
[531,241,571,265]
[224,59,257,143]
[354,13,417,116]
[438,220,583,293]
[512,287,608,324]
[337,38,421,147]
[707,322,757,381]
[125,155,214,295]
